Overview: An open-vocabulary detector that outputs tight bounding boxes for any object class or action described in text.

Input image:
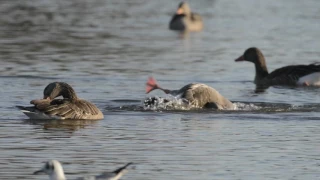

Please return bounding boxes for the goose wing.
[32,99,103,120]
[267,63,320,85]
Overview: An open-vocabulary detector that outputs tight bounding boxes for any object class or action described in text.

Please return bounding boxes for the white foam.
[233,102,262,111]
[144,96,193,111]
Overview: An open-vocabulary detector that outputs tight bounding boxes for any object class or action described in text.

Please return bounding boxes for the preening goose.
[17,82,104,120]
[235,47,320,87]
[33,160,132,180]
[169,2,203,32]
[146,77,234,110]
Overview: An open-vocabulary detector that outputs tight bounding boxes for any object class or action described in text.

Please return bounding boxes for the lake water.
[0,0,320,179]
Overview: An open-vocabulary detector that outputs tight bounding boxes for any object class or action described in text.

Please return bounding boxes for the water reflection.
[23,119,99,131]
[1,0,320,179]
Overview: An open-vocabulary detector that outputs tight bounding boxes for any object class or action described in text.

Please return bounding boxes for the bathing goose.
[17,82,104,120]
[146,77,234,110]
[169,2,203,32]
[235,47,320,87]
[33,160,132,180]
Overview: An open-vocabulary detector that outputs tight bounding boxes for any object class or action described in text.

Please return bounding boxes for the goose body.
[235,47,320,87]
[146,77,234,110]
[169,2,203,32]
[17,82,104,120]
[34,160,132,180]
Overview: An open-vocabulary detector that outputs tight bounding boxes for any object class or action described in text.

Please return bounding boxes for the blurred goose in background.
[146,77,234,110]
[17,82,104,120]
[235,47,320,87]
[169,2,203,32]
[33,160,132,180]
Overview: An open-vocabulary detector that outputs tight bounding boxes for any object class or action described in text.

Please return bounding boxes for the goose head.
[235,47,269,83]
[176,2,191,16]
[43,82,77,100]
[235,47,266,66]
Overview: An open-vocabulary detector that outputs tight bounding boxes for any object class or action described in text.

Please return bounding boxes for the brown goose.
[17,82,104,120]
[235,47,320,87]
[146,77,234,110]
[169,2,203,32]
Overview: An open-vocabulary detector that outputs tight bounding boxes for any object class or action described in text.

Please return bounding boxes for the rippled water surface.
[0,0,320,179]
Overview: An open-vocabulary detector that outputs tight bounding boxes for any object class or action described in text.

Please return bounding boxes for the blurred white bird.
[33,160,133,180]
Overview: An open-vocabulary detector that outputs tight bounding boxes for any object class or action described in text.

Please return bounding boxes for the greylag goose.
[17,82,104,120]
[146,77,234,110]
[33,160,132,180]
[169,2,203,32]
[235,47,320,87]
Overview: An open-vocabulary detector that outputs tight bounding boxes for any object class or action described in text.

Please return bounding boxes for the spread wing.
[267,63,320,85]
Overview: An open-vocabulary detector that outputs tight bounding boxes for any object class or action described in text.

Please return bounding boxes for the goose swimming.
[235,47,320,87]
[169,2,203,32]
[17,82,104,120]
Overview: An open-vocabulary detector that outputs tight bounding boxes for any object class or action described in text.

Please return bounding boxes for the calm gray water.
[0,0,320,179]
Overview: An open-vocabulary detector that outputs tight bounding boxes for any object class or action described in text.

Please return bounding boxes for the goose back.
[265,63,320,86]
[32,98,103,120]
[179,83,234,110]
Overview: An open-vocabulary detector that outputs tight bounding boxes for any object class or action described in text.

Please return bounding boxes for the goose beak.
[235,55,244,62]
[176,8,184,14]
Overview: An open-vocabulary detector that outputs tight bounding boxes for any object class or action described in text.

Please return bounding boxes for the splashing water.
[143,96,264,111]
[233,102,262,111]
[144,96,194,111]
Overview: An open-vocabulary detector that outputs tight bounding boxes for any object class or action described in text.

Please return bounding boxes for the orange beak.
[176,8,184,15]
